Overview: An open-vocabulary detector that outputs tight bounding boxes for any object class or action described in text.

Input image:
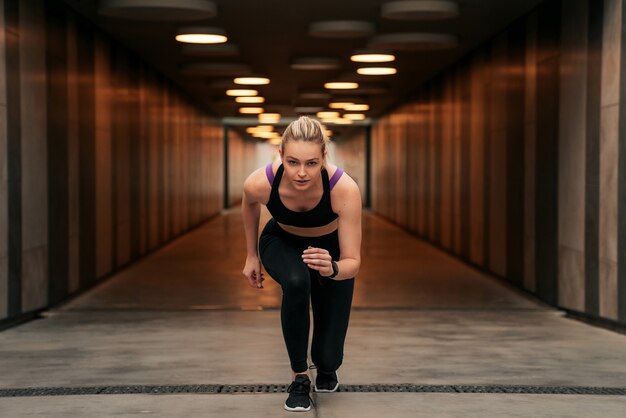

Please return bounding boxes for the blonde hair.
[280,116,330,163]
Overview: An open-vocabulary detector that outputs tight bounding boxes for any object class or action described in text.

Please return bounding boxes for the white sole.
[284,403,311,412]
[314,370,339,393]
[313,382,339,393]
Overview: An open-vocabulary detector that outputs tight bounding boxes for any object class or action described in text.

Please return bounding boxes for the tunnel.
[1,0,626,416]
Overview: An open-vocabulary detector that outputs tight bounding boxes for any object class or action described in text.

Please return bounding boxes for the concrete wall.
[370,0,626,326]
[0,0,224,325]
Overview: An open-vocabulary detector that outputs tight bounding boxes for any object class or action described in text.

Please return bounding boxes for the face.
[280,140,325,190]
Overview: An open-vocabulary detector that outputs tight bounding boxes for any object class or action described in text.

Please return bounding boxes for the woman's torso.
[264,162,343,237]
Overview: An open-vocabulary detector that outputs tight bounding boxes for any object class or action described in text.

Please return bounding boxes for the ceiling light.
[381,1,460,20]
[291,57,341,70]
[234,77,270,85]
[269,138,282,145]
[98,0,217,21]
[258,113,281,123]
[368,32,458,50]
[357,67,397,75]
[317,111,340,119]
[239,107,264,114]
[226,89,258,97]
[350,52,396,63]
[330,118,353,125]
[246,125,274,133]
[329,102,354,109]
[344,104,369,111]
[236,96,265,104]
[344,113,366,120]
[255,131,278,139]
[176,27,227,44]
[324,82,359,90]
[309,21,375,38]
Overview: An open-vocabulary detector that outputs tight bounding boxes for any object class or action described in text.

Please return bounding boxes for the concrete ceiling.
[62,0,544,137]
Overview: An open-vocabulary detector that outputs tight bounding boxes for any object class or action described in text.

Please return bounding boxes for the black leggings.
[259,218,355,374]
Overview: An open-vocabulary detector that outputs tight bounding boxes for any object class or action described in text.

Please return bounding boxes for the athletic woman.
[241,116,362,412]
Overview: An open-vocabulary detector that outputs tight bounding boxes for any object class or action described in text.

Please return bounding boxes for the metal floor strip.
[1,384,625,397]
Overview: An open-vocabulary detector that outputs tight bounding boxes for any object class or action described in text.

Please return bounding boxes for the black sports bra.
[265,163,343,228]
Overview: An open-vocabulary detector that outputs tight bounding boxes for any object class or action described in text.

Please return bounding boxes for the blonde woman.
[242,116,362,412]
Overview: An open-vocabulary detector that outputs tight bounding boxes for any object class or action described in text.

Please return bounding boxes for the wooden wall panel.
[0,0,224,325]
[370,0,626,326]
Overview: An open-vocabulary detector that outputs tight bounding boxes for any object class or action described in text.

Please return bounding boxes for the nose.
[298,165,306,177]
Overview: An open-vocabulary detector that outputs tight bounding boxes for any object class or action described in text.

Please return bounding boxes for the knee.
[281,269,311,296]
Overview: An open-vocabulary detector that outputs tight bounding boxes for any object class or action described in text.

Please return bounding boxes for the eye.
[288,160,297,165]
[307,161,318,166]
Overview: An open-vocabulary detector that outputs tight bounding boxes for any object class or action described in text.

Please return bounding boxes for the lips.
[296,180,308,184]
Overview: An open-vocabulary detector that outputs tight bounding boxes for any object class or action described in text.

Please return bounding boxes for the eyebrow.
[285,156,319,162]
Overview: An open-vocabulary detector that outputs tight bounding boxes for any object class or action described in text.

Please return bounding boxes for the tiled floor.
[1,208,625,417]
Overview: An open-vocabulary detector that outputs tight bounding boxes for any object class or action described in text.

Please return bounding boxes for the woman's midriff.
[276,218,338,237]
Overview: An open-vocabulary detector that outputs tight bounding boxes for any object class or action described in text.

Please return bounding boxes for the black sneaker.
[314,369,339,393]
[284,374,314,412]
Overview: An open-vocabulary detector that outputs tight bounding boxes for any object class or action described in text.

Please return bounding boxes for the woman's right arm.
[241,173,265,289]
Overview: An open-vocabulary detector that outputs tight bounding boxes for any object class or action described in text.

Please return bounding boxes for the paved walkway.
[1,208,625,417]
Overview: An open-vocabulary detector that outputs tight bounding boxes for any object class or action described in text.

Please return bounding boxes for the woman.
[241,116,362,412]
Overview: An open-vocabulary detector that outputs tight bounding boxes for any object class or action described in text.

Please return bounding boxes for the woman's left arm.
[333,182,362,280]
[302,179,362,280]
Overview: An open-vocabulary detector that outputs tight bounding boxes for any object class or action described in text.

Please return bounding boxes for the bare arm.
[242,181,261,257]
[333,182,362,280]
[302,178,362,280]
[241,172,266,288]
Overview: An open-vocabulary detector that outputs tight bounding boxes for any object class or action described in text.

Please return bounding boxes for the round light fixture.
[309,20,375,38]
[226,89,258,97]
[317,111,340,119]
[344,113,366,120]
[368,32,458,50]
[381,1,459,20]
[176,27,227,44]
[324,82,359,90]
[330,118,353,125]
[234,76,270,85]
[236,96,265,104]
[258,113,281,123]
[98,0,217,21]
[329,102,354,109]
[351,51,396,63]
[239,107,264,114]
[290,57,341,70]
[357,67,397,75]
[247,125,274,133]
[344,104,369,111]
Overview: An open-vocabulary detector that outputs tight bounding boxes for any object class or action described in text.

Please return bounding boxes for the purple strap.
[265,163,275,185]
[329,167,344,190]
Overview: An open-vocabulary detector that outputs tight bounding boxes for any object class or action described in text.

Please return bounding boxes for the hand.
[302,246,334,277]
[242,255,265,289]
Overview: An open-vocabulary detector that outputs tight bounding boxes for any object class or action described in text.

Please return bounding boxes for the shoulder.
[328,165,361,213]
[243,162,277,204]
